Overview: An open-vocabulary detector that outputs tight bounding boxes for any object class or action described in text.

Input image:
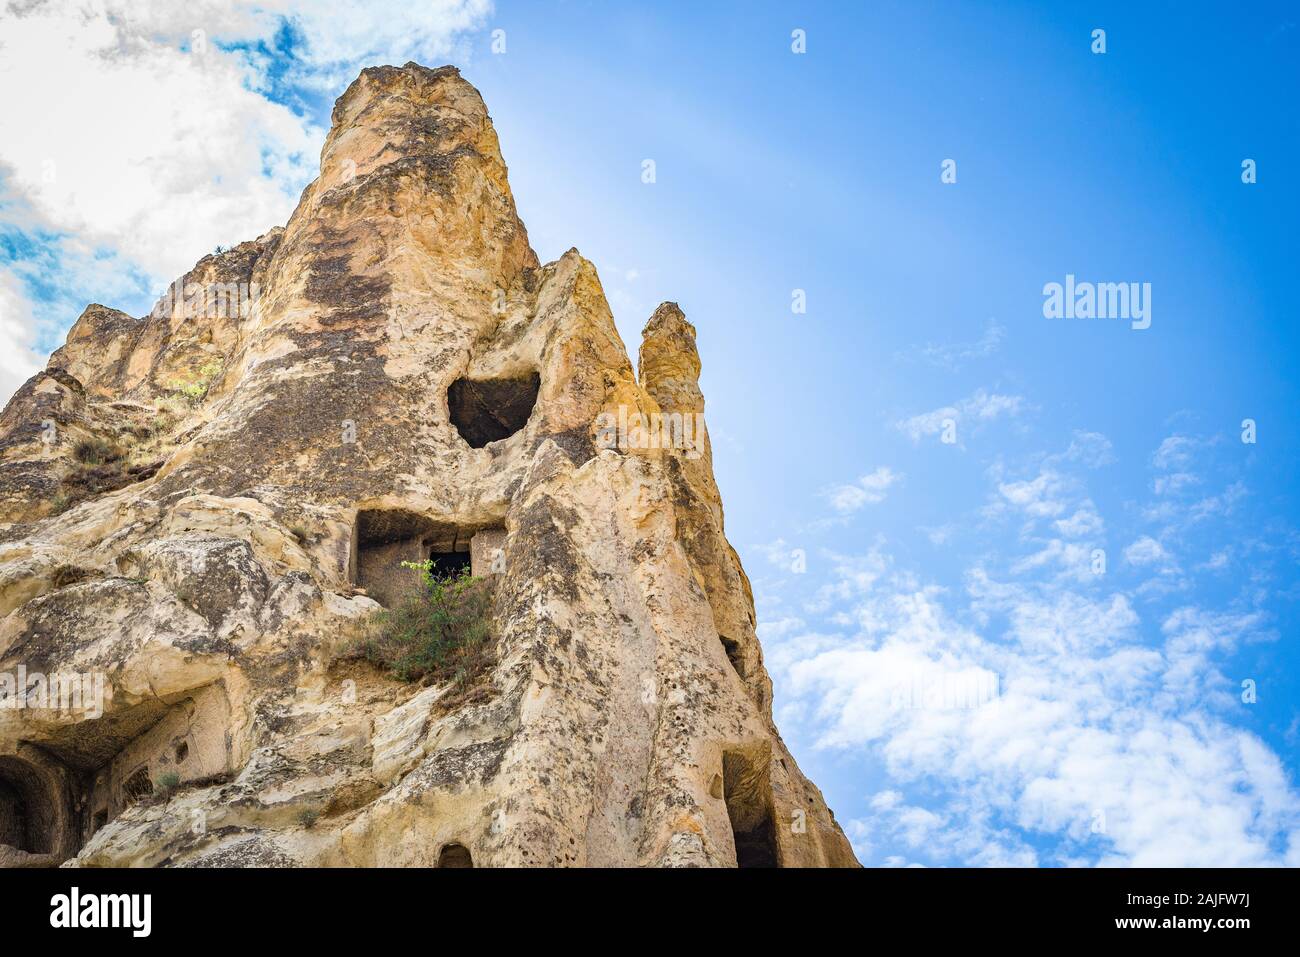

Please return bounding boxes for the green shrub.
[155,771,181,798]
[166,359,224,406]
[356,564,494,685]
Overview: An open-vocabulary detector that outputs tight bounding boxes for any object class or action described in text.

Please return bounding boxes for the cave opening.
[722,750,780,868]
[122,767,153,805]
[437,842,474,867]
[447,371,540,448]
[354,509,439,608]
[0,756,55,855]
[720,636,745,678]
[354,509,505,605]
[427,546,472,577]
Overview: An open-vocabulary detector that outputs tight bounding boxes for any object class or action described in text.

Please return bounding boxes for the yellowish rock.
[0,63,856,868]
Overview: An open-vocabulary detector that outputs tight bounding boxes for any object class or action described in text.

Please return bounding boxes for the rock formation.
[0,63,857,867]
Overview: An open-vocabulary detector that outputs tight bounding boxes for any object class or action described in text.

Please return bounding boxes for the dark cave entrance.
[427,546,472,578]
[0,757,55,855]
[353,509,501,606]
[437,842,474,868]
[720,635,745,678]
[722,750,780,868]
[447,372,540,447]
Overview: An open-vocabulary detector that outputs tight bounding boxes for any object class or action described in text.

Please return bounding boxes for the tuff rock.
[0,63,857,868]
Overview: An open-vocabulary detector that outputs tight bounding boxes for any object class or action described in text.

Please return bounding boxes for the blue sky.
[1,1,1297,865]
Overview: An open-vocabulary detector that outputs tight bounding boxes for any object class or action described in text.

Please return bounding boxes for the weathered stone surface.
[0,62,856,868]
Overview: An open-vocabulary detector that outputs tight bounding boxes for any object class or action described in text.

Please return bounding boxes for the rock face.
[0,63,857,868]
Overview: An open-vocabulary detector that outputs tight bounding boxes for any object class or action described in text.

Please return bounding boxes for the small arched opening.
[437,842,474,868]
[721,749,780,868]
[121,767,153,806]
[0,756,58,856]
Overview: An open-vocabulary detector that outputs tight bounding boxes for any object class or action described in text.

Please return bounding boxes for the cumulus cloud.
[763,428,1300,867]
[1153,434,1200,471]
[774,555,1298,866]
[1124,535,1170,567]
[1053,502,1104,538]
[998,468,1070,519]
[0,3,317,281]
[827,466,901,513]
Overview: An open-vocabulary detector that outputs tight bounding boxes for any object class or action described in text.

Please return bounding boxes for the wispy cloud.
[827,466,902,513]
[896,389,1025,443]
[897,318,1005,371]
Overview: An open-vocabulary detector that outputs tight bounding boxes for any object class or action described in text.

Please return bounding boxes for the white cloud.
[0,270,42,402]
[859,792,1038,866]
[765,425,1298,866]
[828,466,901,513]
[1153,434,1199,471]
[896,389,1025,443]
[1053,502,1103,538]
[899,318,1004,370]
[998,468,1069,519]
[1198,549,1231,572]
[0,3,322,281]
[771,553,1299,866]
[922,524,955,546]
[1189,481,1247,523]
[1010,539,1095,580]
[750,538,808,576]
[802,542,894,615]
[1062,430,1114,468]
[1153,472,1199,495]
[1124,535,1169,567]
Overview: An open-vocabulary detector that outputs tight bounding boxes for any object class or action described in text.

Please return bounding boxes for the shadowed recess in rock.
[354,508,501,606]
[0,757,51,854]
[436,842,473,867]
[722,750,780,868]
[447,372,540,448]
[122,767,153,805]
[720,635,745,678]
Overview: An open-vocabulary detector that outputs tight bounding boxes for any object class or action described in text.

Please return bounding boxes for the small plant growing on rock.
[354,564,494,688]
[72,436,124,466]
[155,771,181,799]
[166,359,224,406]
[296,808,321,828]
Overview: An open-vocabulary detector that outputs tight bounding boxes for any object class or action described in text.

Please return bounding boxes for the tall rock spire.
[0,63,857,868]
